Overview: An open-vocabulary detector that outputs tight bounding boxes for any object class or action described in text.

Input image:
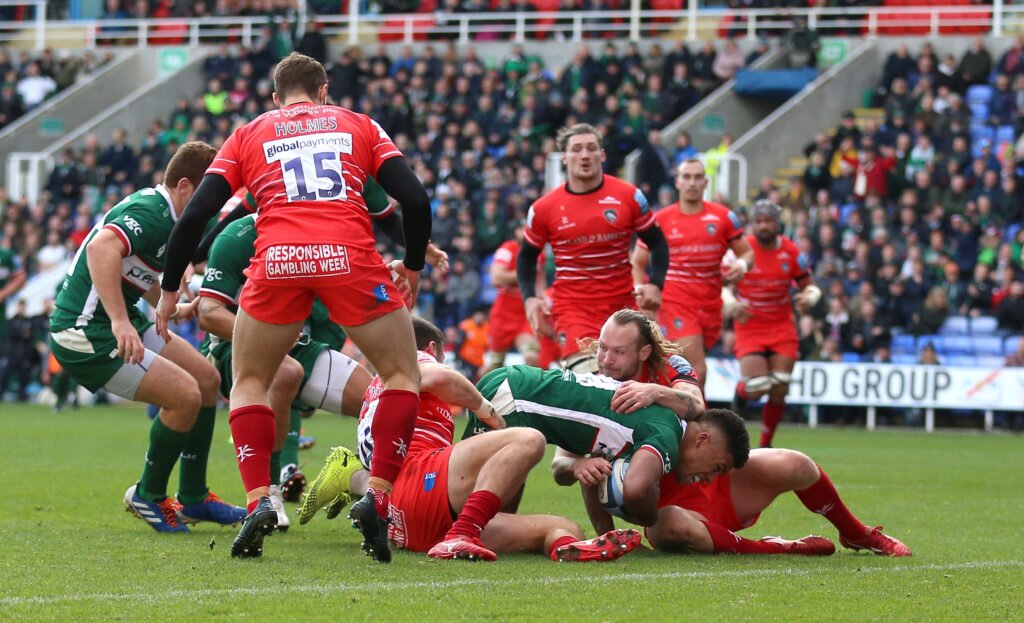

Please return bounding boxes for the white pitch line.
[3,560,1021,608]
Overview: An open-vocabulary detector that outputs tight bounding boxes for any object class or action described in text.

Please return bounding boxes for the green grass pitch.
[1,404,1021,622]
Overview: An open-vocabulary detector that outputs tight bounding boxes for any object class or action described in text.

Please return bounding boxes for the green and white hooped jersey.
[476,366,687,475]
[51,185,177,331]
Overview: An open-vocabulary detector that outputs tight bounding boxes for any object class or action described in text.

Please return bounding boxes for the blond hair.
[556,123,603,152]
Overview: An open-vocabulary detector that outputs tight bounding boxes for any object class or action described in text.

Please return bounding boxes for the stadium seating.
[938,316,970,336]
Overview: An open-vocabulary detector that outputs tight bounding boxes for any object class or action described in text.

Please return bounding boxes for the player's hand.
[389,260,421,308]
[154,289,180,343]
[524,296,551,336]
[573,457,612,487]
[172,298,201,323]
[425,243,449,277]
[611,380,659,414]
[112,317,145,365]
[476,398,506,430]
[634,283,662,313]
[730,300,752,324]
[722,261,747,284]
[179,264,196,301]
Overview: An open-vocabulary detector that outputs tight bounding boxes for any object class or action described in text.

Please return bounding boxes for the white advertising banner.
[703,358,1024,411]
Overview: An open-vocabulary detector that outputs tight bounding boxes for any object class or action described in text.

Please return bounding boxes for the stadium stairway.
[2,47,211,198]
[758,107,886,200]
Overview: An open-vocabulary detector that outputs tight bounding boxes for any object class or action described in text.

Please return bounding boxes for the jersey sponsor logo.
[264,244,351,279]
[204,267,223,282]
[423,471,438,492]
[122,256,159,291]
[262,132,353,162]
[556,215,576,231]
[700,213,719,222]
[598,195,622,205]
[781,262,789,273]
[122,216,143,236]
[273,117,339,136]
[603,208,618,224]
[374,283,389,303]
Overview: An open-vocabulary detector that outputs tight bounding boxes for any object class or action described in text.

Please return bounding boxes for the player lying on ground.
[48,142,245,533]
[727,200,822,448]
[157,53,433,560]
[464,364,750,529]
[301,318,639,562]
[555,309,910,557]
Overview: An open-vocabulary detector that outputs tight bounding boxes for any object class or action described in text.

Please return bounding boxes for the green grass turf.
[1,404,1021,622]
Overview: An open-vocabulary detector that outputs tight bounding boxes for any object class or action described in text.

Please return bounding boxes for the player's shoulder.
[222,214,257,239]
[602,174,638,194]
[779,236,800,253]
[703,200,734,215]
[497,239,519,254]
[110,186,171,220]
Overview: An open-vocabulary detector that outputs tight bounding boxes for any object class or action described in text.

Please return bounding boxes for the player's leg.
[733,449,911,556]
[265,356,304,530]
[428,428,547,560]
[479,512,582,558]
[760,353,796,448]
[297,348,372,417]
[514,332,541,368]
[732,353,771,415]
[342,305,420,562]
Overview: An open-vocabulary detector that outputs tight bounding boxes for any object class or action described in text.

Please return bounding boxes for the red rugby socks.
[702,521,788,554]
[368,389,419,484]
[795,467,868,539]
[228,405,276,512]
[448,490,502,540]
[759,400,785,447]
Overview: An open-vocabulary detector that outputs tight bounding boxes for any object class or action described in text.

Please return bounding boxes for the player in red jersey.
[517,123,669,373]
[155,53,432,562]
[333,318,634,562]
[482,222,541,374]
[561,309,910,557]
[632,159,754,389]
[727,200,821,448]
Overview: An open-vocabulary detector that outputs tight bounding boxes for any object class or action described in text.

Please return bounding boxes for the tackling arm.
[619,449,663,526]
[197,296,237,342]
[551,447,617,534]
[419,362,504,429]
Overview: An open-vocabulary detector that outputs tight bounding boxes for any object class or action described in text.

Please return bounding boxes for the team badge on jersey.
[603,209,618,224]
[705,223,717,235]
[781,262,789,273]
[673,317,684,330]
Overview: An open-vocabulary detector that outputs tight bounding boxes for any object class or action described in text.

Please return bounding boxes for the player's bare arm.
[619,449,663,526]
[610,379,705,420]
[551,447,612,487]
[86,228,144,364]
[722,285,752,323]
[419,361,505,430]
[792,275,821,314]
[197,296,236,342]
[723,235,755,284]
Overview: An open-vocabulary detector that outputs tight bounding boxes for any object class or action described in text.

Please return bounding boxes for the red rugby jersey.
[638,201,743,309]
[524,175,655,304]
[207,103,401,282]
[489,239,527,326]
[358,351,455,458]
[736,234,809,325]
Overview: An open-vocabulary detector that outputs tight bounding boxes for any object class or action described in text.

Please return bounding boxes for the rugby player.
[303,318,643,563]
[564,310,911,557]
[727,200,821,448]
[517,123,669,373]
[48,142,246,533]
[481,222,541,375]
[465,365,751,530]
[632,159,754,388]
[157,53,432,561]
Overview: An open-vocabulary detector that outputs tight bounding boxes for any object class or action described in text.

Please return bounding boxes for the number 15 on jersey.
[263,132,353,203]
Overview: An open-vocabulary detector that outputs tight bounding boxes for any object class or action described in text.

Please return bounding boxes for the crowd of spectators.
[737,36,1024,375]
[0,49,114,131]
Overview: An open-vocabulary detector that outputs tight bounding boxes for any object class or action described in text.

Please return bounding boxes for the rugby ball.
[597,458,630,518]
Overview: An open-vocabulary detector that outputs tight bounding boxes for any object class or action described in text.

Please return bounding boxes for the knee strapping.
[770,371,792,385]
[564,354,598,374]
[743,375,774,394]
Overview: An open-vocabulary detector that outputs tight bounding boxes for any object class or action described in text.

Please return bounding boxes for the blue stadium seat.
[919,335,943,353]
[971,335,1005,356]
[996,125,1016,143]
[941,336,975,355]
[970,315,998,335]
[1004,335,1022,355]
[1007,223,1022,242]
[968,103,990,121]
[966,84,994,104]
[891,334,917,354]
[891,353,918,364]
[947,355,978,367]
[841,352,864,363]
[977,355,1006,368]
[939,316,970,336]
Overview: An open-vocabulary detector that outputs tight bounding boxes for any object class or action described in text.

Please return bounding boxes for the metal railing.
[0,3,1020,50]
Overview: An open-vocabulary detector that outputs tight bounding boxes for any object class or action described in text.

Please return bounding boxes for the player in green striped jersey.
[49,143,246,533]
[469,365,749,527]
